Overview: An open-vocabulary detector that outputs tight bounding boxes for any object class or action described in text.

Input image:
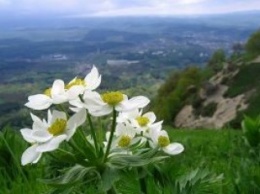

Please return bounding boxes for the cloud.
[178,0,208,5]
[0,0,10,6]
[0,0,259,16]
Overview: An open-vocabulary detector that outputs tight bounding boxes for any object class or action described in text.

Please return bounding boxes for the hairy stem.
[103,109,117,162]
[87,113,99,154]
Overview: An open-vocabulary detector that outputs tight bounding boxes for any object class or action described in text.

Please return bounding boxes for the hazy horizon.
[0,0,260,18]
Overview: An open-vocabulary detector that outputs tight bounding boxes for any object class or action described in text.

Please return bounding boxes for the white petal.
[70,106,82,113]
[25,94,52,110]
[128,96,150,109]
[89,104,112,117]
[69,98,87,110]
[30,113,42,123]
[52,95,68,104]
[115,123,125,136]
[115,101,128,112]
[159,130,169,139]
[149,121,163,132]
[21,144,42,166]
[144,112,156,123]
[65,126,77,141]
[115,122,136,138]
[20,128,34,143]
[51,79,65,96]
[84,66,101,90]
[67,109,86,130]
[36,135,67,152]
[66,86,85,100]
[148,140,157,149]
[30,113,48,130]
[84,91,106,108]
[117,96,149,112]
[118,109,140,122]
[148,126,165,143]
[31,130,53,143]
[163,143,184,155]
[51,110,67,123]
[51,80,68,104]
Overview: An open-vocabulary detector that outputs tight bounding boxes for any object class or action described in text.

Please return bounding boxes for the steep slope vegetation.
[152,30,260,128]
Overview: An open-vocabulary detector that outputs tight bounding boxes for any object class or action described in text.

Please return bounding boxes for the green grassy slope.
[1,127,259,194]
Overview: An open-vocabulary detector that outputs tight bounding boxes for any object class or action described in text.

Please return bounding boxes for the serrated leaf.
[40,164,97,187]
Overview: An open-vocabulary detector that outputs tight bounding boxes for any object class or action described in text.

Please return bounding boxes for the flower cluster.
[21,66,184,166]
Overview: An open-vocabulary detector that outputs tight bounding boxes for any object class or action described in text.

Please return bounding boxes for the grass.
[0,126,259,194]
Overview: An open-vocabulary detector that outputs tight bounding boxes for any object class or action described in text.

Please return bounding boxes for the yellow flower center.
[118,135,131,147]
[48,119,67,136]
[101,91,124,106]
[136,116,149,127]
[66,78,85,89]
[44,88,52,97]
[158,136,170,147]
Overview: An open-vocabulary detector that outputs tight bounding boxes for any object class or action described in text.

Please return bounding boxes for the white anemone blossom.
[148,129,184,155]
[25,66,101,110]
[103,123,143,158]
[70,91,150,117]
[117,109,163,134]
[25,79,71,110]
[114,123,138,148]
[66,65,101,95]
[20,109,86,165]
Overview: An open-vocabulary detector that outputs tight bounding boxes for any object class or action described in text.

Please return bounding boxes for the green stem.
[103,109,117,162]
[87,113,99,153]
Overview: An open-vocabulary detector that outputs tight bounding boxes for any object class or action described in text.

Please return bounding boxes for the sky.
[0,0,260,17]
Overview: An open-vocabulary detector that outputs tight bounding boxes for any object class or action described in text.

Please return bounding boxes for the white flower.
[117,109,163,134]
[115,123,137,148]
[66,65,101,95]
[103,123,141,158]
[72,91,150,116]
[148,129,184,155]
[25,79,74,110]
[20,129,42,166]
[25,66,101,111]
[20,109,86,165]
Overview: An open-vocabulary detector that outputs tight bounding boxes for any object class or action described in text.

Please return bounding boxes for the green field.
[1,127,259,194]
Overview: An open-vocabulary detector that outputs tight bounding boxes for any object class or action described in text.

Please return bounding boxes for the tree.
[232,42,244,55]
[207,49,225,72]
[245,30,260,56]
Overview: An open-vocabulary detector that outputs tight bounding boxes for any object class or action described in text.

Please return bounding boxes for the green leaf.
[41,164,97,187]
[108,148,168,169]
[98,167,120,192]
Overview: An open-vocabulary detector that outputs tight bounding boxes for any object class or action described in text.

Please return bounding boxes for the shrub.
[245,30,260,57]
[207,49,226,72]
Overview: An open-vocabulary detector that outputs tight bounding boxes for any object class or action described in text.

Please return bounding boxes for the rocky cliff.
[174,56,260,129]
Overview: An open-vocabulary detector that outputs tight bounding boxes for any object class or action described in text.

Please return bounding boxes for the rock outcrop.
[174,60,250,129]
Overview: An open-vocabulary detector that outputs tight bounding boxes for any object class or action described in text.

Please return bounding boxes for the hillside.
[153,31,260,129]
[174,59,260,129]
